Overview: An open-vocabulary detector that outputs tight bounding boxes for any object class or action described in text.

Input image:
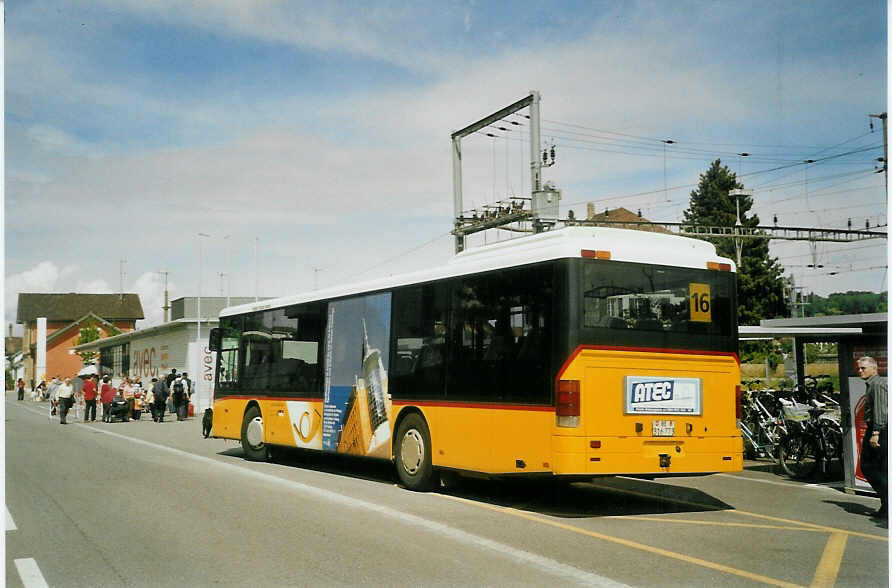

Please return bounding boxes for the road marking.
[59,421,629,588]
[604,515,820,532]
[437,493,803,588]
[809,533,848,588]
[730,509,887,542]
[14,558,49,588]
[7,506,17,531]
[715,473,840,491]
[594,478,887,543]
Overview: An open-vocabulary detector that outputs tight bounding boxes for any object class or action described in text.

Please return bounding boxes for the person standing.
[99,376,116,423]
[121,377,134,421]
[165,368,178,388]
[858,356,888,519]
[47,376,61,404]
[82,375,98,421]
[152,377,169,423]
[16,378,25,401]
[56,377,74,425]
[182,372,193,417]
[172,374,187,421]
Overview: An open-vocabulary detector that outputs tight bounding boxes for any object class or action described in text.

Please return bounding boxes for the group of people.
[149,369,193,423]
[17,369,194,426]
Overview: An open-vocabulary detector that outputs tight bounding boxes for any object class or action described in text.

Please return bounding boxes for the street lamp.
[223,234,231,307]
[197,232,211,410]
[729,189,752,266]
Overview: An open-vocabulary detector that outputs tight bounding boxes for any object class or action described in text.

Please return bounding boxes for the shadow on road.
[219,446,397,485]
[222,445,734,519]
[438,474,734,519]
[823,499,888,529]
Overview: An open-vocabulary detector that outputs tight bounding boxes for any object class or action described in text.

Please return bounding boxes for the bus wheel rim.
[246,416,263,448]
[401,429,424,474]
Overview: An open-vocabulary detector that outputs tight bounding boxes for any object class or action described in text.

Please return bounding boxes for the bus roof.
[219,226,735,318]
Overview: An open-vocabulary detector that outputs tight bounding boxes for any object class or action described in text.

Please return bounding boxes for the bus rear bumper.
[552,435,743,475]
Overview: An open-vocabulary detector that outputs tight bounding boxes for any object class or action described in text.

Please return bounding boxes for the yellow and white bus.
[208,226,742,490]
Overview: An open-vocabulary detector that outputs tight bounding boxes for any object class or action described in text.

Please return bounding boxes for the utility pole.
[253,237,259,302]
[869,112,887,198]
[223,235,231,307]
[451,91,554,253]
[158,271,169,323]
[119,259,127,299]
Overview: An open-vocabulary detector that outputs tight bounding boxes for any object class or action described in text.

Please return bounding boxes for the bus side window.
[391,284,447,400]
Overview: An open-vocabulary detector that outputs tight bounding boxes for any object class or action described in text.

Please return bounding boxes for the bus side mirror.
[208,328,221,352]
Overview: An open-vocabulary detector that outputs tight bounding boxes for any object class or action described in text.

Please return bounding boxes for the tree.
[806,291,888,316]
[682,159,788,325]
[76,320,101,366]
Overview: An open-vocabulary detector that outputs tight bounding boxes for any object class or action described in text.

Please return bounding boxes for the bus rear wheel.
[241,405,268,461]
[395,413,435,491]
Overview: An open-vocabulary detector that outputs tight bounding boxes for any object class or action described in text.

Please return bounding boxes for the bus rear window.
[581,260,735,348]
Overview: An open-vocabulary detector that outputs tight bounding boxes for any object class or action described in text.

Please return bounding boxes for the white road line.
[7,505,17,531]
[715,473,841,491]
[11,403,628,587]
[14,558,49,588]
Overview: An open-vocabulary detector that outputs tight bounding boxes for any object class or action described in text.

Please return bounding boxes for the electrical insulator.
[637,209,642,218]
[847,218,852,229]
[543,150,548,163]
[866,219,871,230]
[773,214,778,226]
[550,145,555,161]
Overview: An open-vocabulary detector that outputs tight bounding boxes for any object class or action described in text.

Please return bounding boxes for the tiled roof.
[16,293,144,323]
[586,207,672,233]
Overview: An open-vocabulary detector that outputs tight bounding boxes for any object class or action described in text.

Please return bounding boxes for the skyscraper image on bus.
[207,225,742,491]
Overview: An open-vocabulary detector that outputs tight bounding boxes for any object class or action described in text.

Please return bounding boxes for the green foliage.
[806,291,887,316]
[740,340,784,370]
[682,159,788,324]
[76,320,101,366]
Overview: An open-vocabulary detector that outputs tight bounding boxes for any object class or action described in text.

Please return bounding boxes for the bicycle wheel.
[779,433,821,479]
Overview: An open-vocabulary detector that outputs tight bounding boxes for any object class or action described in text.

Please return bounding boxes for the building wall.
[128,325,196,384]
[93,321,217,411]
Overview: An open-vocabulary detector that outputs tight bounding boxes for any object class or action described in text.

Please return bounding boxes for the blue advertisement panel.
[322,293,392,458]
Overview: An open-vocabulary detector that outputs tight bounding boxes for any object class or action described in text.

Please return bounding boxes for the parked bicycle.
[738,388,787,459]
[777,398,843,479]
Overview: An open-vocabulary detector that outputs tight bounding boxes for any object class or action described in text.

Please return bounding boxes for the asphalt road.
[5,395,888,587]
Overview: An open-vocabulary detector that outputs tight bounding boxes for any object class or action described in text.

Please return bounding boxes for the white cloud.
[131,271,180,328]
[5,261,75,330]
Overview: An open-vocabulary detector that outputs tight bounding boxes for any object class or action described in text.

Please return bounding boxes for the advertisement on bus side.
[322,293,393,458]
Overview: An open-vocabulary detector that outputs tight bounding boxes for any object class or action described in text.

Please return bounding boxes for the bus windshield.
[579,259,737,353]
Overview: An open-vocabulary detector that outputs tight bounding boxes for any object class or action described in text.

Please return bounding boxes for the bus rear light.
[707,261,732,271]
[590,440,601,449]
[556,379,580,428]
[735,384,742,419]
[581,249,611,260]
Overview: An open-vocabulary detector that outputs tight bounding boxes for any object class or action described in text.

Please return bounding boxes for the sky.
[4,0,888,334]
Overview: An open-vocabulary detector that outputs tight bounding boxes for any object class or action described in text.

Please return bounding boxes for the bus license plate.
[653,420,675,437]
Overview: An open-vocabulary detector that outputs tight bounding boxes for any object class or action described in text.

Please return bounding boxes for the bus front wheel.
[395,413,435,491]
[241,405,268,461]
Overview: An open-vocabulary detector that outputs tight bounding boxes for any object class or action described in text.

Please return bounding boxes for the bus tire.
[241,405,268,462]
[395,413,435,491]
